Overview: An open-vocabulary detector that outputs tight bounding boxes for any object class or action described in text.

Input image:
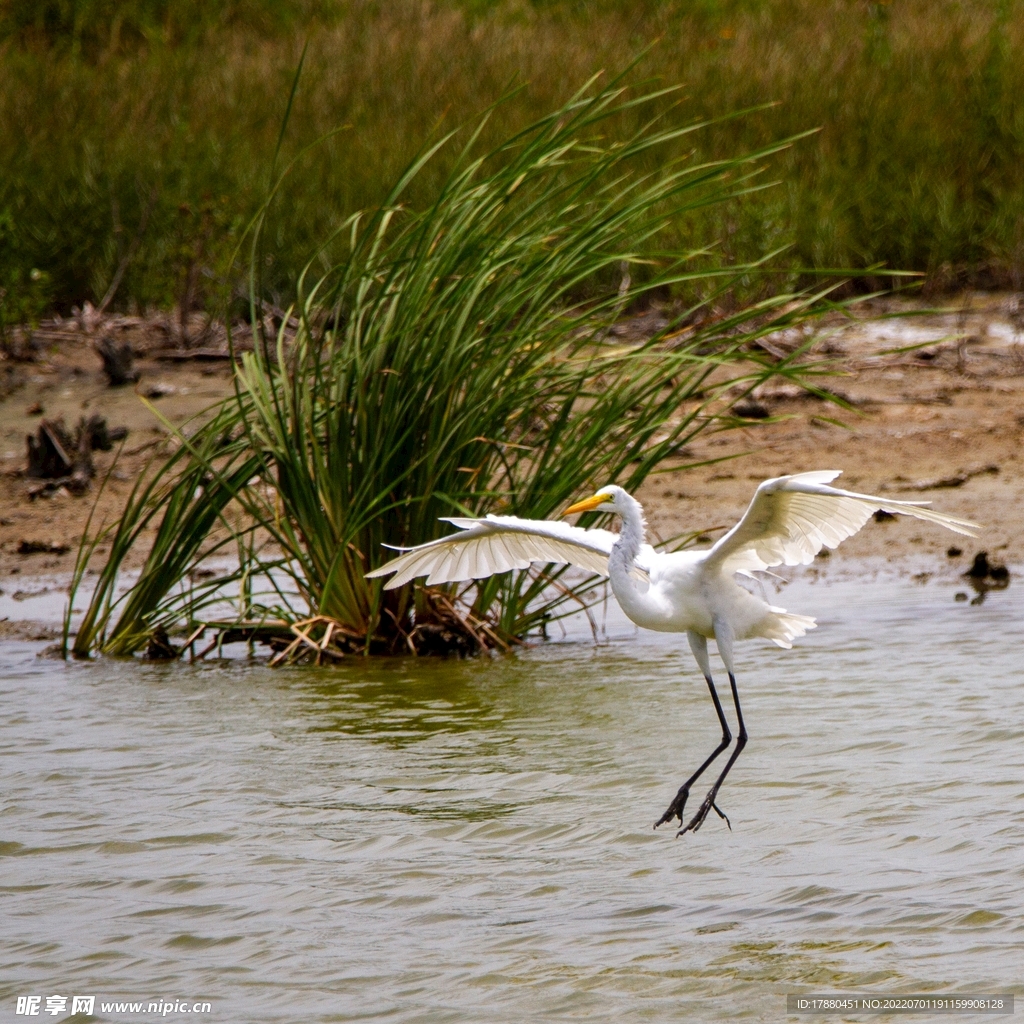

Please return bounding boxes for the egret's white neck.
[608,491,646,585]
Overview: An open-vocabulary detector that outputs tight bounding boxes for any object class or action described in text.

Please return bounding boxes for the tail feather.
[759,606,817,649]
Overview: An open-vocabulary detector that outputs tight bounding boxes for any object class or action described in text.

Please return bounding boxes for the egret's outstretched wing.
[706,470,979,575]
[365,515,622,590]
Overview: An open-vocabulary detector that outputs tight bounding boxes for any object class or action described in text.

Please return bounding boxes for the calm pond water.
[2,574,1022,1022]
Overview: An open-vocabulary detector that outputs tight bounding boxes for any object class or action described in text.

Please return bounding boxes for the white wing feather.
[706,470,979,575]
[365,514,623,590]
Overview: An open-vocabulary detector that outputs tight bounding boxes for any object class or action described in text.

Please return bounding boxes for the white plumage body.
[368,469,975,651]
[620,549,810,647]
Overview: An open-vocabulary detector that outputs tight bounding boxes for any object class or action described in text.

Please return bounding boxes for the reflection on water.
[1,577,1022,1021]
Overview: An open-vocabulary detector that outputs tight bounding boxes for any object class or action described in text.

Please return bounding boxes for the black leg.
[654,671,731,829]
[678,672,747,836]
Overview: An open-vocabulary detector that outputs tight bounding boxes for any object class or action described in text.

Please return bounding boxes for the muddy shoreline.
[2,293,1020,638]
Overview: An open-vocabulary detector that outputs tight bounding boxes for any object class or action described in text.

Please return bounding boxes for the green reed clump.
[69,80,838,659]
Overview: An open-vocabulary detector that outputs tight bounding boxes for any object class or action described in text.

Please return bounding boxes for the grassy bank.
[2,0,1024,325]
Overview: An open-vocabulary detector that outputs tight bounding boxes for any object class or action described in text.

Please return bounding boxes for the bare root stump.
[24,415,128,498]
[95,334,139,386]
[962,550,1011,604]
[79,414,128,452]
[146,627,178,660]
[26,418,75,478]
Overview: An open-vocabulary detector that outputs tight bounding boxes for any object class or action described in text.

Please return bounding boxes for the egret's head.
[563,485,621,516]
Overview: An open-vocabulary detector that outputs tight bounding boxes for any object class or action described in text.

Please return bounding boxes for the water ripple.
[1,577,1021,1020]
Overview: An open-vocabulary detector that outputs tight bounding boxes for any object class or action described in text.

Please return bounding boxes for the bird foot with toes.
[677,794,730,836]
[654,790,690,830]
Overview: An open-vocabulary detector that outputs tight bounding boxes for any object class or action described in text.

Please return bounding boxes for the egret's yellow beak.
[562,493,606,516]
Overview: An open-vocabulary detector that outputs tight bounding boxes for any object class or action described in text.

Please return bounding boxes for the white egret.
[366,471,978,835]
